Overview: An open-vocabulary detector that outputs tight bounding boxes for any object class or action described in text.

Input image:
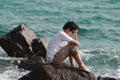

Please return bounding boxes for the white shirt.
[46,30,73,62]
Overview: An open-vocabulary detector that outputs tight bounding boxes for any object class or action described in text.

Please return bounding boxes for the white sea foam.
[0,67,29,80]
[0,47,29,80]
[80,49,120,78]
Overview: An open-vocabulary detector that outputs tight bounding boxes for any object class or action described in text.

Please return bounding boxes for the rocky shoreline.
[0,24,119,80]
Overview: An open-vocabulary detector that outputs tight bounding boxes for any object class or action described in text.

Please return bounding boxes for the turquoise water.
[0,0,120,79]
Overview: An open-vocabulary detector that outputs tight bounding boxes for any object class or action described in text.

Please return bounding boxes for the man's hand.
[73,30,78,41]
[69,30,79,46]
[73,30,78,34]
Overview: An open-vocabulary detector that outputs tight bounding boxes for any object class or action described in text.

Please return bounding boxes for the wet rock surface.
[19,62,95,80]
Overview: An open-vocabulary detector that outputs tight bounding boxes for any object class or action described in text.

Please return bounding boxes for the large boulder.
[19,63,95,80]
[18,56,95,80]
[0,24,47,58]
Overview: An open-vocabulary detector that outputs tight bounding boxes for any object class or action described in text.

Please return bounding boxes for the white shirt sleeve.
[59,31,73,42]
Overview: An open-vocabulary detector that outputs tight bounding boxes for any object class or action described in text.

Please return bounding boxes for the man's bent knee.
[69,45,79,56]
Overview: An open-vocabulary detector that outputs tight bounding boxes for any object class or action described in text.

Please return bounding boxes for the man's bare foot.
[79,65,92,73]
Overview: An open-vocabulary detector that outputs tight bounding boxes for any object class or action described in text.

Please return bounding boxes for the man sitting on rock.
[46,21,92,73]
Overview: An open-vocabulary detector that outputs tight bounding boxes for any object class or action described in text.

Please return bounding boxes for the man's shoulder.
[56,30,64,35]
[59,30,66,35]
[59,30,64,33]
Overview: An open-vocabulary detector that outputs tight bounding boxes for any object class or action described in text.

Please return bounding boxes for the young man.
[46,21,91,73]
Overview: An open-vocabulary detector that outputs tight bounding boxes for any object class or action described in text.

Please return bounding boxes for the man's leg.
[69,55,75,66]
[52,44,92,73]
[69,45,92,73]
[52,44,71,64]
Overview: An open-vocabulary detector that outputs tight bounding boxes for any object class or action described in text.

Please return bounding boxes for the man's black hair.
[63,21,80,31]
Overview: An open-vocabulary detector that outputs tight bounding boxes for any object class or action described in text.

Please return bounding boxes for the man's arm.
[69,30,79,46]
[69,40,79,46]
[69,30,79,66]
[73,30,78,41]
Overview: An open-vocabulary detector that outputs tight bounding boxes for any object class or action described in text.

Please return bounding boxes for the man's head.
[63,21,80,31]
[63,21,80,35]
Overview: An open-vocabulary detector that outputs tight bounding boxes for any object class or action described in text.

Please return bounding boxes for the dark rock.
[18,53,95,80]
[0,24,47,58]
[97,76,120,80]
[19,63,96,80]
[32,38,47,58]
[18,56,45,70]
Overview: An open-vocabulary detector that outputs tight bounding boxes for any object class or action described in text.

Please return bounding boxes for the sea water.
[0,0,120,79]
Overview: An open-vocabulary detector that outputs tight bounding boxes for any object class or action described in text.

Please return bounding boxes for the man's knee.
[70,45,79,56]
[70,44,78,51]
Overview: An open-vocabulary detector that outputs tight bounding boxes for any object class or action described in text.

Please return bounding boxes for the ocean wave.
[90,15,120,23]
[0,47,24,66]
[78,28,106,39]
[81,48,120,67]
[105,0,120,4]
[0,25,9,38]
[78,27,120,42]
[0,56,24,66]
[79,28,101,34]
[80,48,120,78]
[0,67,29,80]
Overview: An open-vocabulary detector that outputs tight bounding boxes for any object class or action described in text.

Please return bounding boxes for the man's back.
[46,30,73,62]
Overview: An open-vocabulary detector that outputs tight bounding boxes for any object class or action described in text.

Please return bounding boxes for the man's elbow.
[75,41,79,46]
[70,40,79,46]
